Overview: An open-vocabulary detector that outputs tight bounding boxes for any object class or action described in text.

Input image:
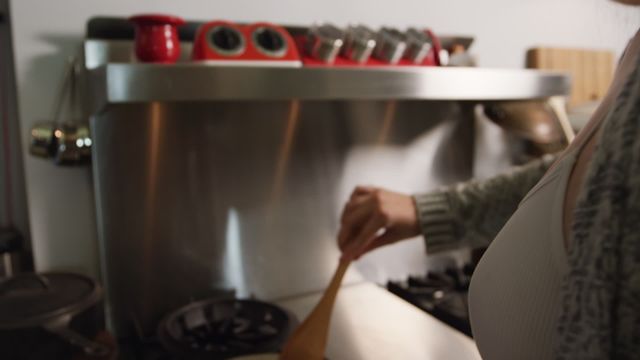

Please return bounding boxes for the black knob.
[253,27,286,57]
[209,26,244,55]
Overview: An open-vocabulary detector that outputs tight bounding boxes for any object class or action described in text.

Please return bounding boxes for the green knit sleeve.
[413,154,558,253]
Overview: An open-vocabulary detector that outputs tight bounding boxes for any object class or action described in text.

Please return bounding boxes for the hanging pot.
[30,122,92,165]
[29,57,92,165]
[0,272,114,359]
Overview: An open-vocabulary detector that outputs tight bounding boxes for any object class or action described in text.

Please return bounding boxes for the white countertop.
[277,282,482,360]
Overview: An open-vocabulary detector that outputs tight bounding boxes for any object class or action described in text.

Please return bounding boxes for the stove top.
[387,262,476,337]
[119,299,296,360]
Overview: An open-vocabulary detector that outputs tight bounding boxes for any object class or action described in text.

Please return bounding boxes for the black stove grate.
[387,263,475,337]
[114,298,296,359]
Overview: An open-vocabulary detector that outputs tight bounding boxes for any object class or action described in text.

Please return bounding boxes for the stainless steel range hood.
[82,39,570,338]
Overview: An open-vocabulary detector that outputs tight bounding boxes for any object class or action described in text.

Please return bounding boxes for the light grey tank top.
[467,150,577,359]
[467,31,639,359]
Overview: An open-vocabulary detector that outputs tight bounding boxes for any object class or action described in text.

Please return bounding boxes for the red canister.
[129,14,185,63]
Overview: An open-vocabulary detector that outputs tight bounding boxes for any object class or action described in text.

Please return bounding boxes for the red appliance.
[192,21,301,66]
[129,14,185,63]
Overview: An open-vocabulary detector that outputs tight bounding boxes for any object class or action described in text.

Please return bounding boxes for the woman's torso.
[467,147,576,360]
[468,29,640,359]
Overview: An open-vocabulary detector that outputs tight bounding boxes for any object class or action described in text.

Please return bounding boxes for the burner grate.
[387,264,475,337]
[158,299,295,359]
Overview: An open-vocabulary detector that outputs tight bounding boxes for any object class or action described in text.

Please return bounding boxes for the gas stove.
[387,262,476,337]
[118,299,297,360]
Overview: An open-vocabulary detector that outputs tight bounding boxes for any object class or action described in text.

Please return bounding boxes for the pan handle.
[43,314,111,357]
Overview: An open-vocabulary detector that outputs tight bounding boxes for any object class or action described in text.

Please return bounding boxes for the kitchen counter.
[276,282,482,360]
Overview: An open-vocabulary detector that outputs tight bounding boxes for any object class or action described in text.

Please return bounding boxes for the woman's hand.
[338,186,421,261]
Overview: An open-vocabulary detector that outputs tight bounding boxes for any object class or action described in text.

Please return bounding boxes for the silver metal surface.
[306,24,344,63]
[91,100,476,337]
[374,28,407,64]
[83,39,570,112]
[404,28,432,64]
[85,63,569,114]
[277,282,482,360]
[341,25,376,64]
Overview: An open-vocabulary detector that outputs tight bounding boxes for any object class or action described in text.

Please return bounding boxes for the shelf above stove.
[85,62,570,112]
[82,39,570,113]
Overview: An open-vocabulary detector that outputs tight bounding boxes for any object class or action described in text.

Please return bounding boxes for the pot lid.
[0,272,102,329]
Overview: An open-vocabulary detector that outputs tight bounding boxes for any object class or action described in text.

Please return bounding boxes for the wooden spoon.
[280,260,351,360]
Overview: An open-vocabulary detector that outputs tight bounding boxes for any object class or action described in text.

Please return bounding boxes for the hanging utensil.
[30,56,92,165]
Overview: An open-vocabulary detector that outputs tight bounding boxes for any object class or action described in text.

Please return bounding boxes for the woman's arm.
[415,153,557,253]
[338,154,558,260]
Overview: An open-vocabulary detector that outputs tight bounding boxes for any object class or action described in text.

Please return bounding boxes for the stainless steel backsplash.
[91,100,476,337]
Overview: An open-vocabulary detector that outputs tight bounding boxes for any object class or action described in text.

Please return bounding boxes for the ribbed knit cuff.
[413,192,460,253]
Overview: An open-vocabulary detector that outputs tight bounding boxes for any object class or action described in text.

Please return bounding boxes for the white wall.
[9,0,640,277]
